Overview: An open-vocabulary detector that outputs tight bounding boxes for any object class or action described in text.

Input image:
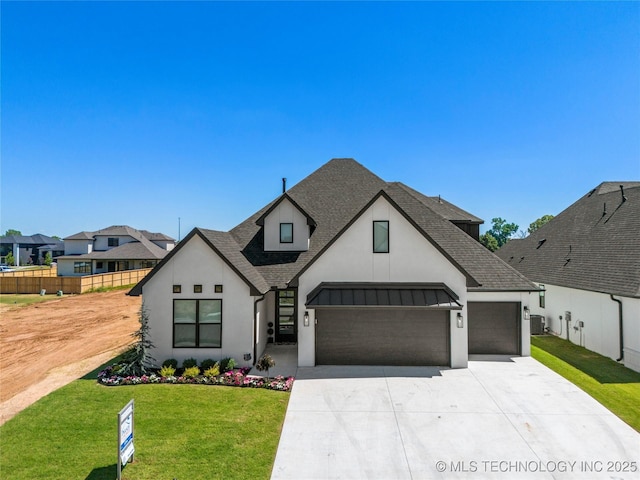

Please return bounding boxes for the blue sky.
[2,1,638,240]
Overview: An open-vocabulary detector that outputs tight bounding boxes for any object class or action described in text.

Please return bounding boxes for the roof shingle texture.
[228,158,535,291]
[496,182,640,298]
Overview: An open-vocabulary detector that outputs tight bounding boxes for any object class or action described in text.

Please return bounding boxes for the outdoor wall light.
[523,306,530,320]
[304,311,310,327]
[243,353,251,361]
[456,312,464,328]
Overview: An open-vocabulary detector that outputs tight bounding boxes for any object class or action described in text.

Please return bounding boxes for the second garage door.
[468,302,520,355]
[315,308,450,366]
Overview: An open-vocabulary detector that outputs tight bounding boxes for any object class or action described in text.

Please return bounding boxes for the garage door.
[315,308,450,366]
[468,302,520,355]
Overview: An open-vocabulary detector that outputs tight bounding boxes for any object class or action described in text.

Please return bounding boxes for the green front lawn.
[531,335,640,432]
[0,366,289,479]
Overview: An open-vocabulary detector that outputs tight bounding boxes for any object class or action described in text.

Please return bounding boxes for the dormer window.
[280,223,294,243]
[257,194,315,252]
[108,237,119,247]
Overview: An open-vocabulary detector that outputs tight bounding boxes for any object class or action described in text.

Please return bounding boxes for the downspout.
[610,294,624,362]
[253,295,266,366]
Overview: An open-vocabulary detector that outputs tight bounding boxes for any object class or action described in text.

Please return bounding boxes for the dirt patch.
[0,290,140,424]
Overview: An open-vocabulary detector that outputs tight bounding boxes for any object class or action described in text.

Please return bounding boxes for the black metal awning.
[306,283,462,310]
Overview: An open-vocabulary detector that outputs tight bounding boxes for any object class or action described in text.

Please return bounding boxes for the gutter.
[253,294,266,366]
[610,294,624,362]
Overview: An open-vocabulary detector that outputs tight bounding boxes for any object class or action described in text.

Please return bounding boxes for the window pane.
[199,300,222,324]
[174,300,197,323]
[280,223,293,243]
[174,324,196,347]
[199,324,221,347]
[279,306,295,317]
[373,221,389,253]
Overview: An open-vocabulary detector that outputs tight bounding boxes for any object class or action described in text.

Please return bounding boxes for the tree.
[5,252,15,266]
[44,252,53,267]
[480,217,519,251]
[479,232,499,252]
[528,214,555,234]
[4,229,21,237]
[118,304,156,376]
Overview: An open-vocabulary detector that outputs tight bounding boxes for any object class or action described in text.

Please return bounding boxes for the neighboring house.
[496,182,640,373]
[56,226,175,276]
[0,234,62,266]
[130,159,538,369]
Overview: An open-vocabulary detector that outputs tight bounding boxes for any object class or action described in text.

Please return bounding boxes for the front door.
[276,289,297,343]
[107,261,116,272]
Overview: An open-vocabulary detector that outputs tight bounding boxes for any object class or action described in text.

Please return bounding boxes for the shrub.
[201,358,217,371]
[160,365,176,377]
[219,357,237,373]
[203,365,220,378]
[162,358,178,369]
[182,357,198,369]
[256,354,276,379]
[183,366,200,378]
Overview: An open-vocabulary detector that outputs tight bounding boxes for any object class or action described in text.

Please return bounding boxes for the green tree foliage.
[480,217,519,251]
[528,214,555,234]
[4,229,21,237]
[479,232,499,252]
[5,252,15,266]
[119,303,156,376]
[44,252,53,267]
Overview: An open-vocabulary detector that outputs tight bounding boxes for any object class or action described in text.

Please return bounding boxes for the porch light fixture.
[456,312,464,328]
[523,306,530,320]
[304,311,310,327]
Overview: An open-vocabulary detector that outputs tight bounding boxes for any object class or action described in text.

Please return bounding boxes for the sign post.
[117,399,135,480]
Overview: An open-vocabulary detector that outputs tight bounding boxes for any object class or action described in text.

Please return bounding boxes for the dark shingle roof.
[131,158,538,296]
[393,183,483,223]
[496,182,640,298]
[129,228,269,296]
[0,234,59,245]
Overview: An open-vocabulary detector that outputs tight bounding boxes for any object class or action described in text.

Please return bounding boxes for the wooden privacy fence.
[0,267,57,277]
[0,268,152,294]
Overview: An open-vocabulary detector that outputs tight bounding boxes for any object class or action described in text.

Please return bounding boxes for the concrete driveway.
[271,357,639,479]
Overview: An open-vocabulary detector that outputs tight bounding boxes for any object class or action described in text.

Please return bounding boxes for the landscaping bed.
[98,356,294,392]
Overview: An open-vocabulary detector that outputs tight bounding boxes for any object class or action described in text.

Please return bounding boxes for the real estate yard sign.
[117,399,135,480]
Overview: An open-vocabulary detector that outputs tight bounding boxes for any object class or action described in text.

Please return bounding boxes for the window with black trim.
[215,284,223,293]
[96,262,103,269]
[74,261,91,274]
[539,285,546,308]
[173,285,182,293]
[194,285,202,293]
[173,299,222,348]
[280,223,293,243]
[108,237,119,247]
[373,221,389,253]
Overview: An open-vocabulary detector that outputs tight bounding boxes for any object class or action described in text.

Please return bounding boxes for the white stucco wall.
[263,198,310,251]
[466,290,533,357]
[530,283,640,373]
[93,235,134,251]
[297,196,469,368]
[64,239,93,255]
[56,259,78,276]
[140,234,256,367]
[152,240,175,251]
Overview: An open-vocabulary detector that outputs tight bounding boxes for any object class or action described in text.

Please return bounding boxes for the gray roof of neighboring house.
[57,240,169,261]
[496,182,640,298]
[131,158,538,296]
[64,226,175,243]
[0,234,60,245]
